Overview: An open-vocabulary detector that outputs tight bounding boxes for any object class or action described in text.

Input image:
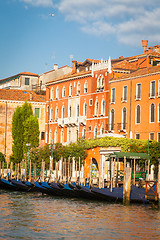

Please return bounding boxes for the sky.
[0,0,160,79]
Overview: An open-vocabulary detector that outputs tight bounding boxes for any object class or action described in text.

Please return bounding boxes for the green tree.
[12,106,24,163]
[23,115,39,153]
[12,101,39,163]
[0,152,5,162]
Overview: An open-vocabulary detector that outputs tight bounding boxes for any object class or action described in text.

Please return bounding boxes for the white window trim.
[122,107,127,130]
[136,83,141,100]
[150,103,155,123]
[110,108,115,131]
[83,102,87,116]
[34,107,41,119]
[56,86,59,99]
[150,80,155,98]
[158,103,160,122]
[101,99,105,116]
[122,85,127,102]
[111,88,115,104]
[135,105,141,124]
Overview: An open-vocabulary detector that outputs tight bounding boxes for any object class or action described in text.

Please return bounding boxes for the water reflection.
[0,190,160,239]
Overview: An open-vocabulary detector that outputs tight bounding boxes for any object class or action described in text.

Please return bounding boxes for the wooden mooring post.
[123,162,131,205]
[145,181,157,201]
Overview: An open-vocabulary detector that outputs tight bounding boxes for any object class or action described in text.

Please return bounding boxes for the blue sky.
[0,0,160,79]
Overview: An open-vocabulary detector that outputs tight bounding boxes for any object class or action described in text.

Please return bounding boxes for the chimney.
[29,92,33,101]
[148,46,153,53]
[54,64,58,71]
[72,60,77,73]
[142,40,148,54]
[154,45,160,53]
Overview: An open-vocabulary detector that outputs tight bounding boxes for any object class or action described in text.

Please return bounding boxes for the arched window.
[56,86,59,99]
[61,129,64,143]
[82,127,86,139]
[95,100,99,116]
[97,76,101,90]
[94,126,98,137]
[49,130,52,144]
[111,109,115,131]
[101,125,104,135]
[136,105,141,124]
[83,102,87,116]
[122,107,127,130]
[69,105,72,117]
[50,108,53,121]
[69,84,72,96]
[62,106,65,119]
[150,103,155,122]
[55,107,58,120]
[84,81,88,93]
[101,99,105,115]
[158,103,160,122]
[77,104,80,117]
[54,129,58,143]
[62,86,66,97]
[77,82,80,95]
[50,87,54,100]
[101,76,104,89]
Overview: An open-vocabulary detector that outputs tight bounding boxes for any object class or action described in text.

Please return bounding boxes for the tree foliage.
[0,152,5,162]
[12,101,39,163]
[23,115,39,153]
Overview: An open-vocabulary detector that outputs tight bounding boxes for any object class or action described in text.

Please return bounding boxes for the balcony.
[64,117,78,127]
[58,118,64,128]
[78,116,86,126]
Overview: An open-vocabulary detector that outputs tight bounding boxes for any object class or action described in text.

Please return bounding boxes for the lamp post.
[49,140,55,182]
[26,143,31,176]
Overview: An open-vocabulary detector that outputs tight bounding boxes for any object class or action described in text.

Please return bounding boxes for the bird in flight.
[49,13,56,17]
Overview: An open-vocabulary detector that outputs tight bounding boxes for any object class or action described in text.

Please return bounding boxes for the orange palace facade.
[45,41,160,144]
[45,59,112,144]
[109,42,160,142]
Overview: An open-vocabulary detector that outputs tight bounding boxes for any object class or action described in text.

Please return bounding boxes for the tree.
[12,101,39,163]
[0,152,5,162]
[12,106,24,163]
[23,115,39,153]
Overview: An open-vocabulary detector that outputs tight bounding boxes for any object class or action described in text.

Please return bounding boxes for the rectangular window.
[123,86,127,101]
[136,83,141,100]
[35,108,40,118]
[150,132,154,140]
[158,133,160,142]
[150,81,155,97]
[25,78,30,85]
[41,132,45,140]
[135,133,140,139]
[111,88,115,103]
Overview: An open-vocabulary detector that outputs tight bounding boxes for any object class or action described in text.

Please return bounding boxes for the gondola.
[91,185,149,203]
[11,179,31,191]
[0,178,19,191]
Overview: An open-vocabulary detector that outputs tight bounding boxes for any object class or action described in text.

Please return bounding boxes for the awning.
[109,152,149,160]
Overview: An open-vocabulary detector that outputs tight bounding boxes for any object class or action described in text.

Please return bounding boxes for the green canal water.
[0,190,160,240]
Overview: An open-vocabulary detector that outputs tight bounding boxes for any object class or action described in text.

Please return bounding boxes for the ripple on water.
[0,190,160,239]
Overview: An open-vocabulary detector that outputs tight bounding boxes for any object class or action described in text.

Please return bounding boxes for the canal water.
[0,190,160,240]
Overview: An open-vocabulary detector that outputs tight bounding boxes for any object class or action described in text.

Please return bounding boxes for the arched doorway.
[92,158,99,178]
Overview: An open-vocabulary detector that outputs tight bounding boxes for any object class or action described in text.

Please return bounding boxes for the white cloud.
[56,0,160,46]
[20,0,54,7]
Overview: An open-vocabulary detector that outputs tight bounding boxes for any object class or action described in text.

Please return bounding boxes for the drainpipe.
[46,85,50,144]
[129,79,132,138]
[4,101,7,161]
